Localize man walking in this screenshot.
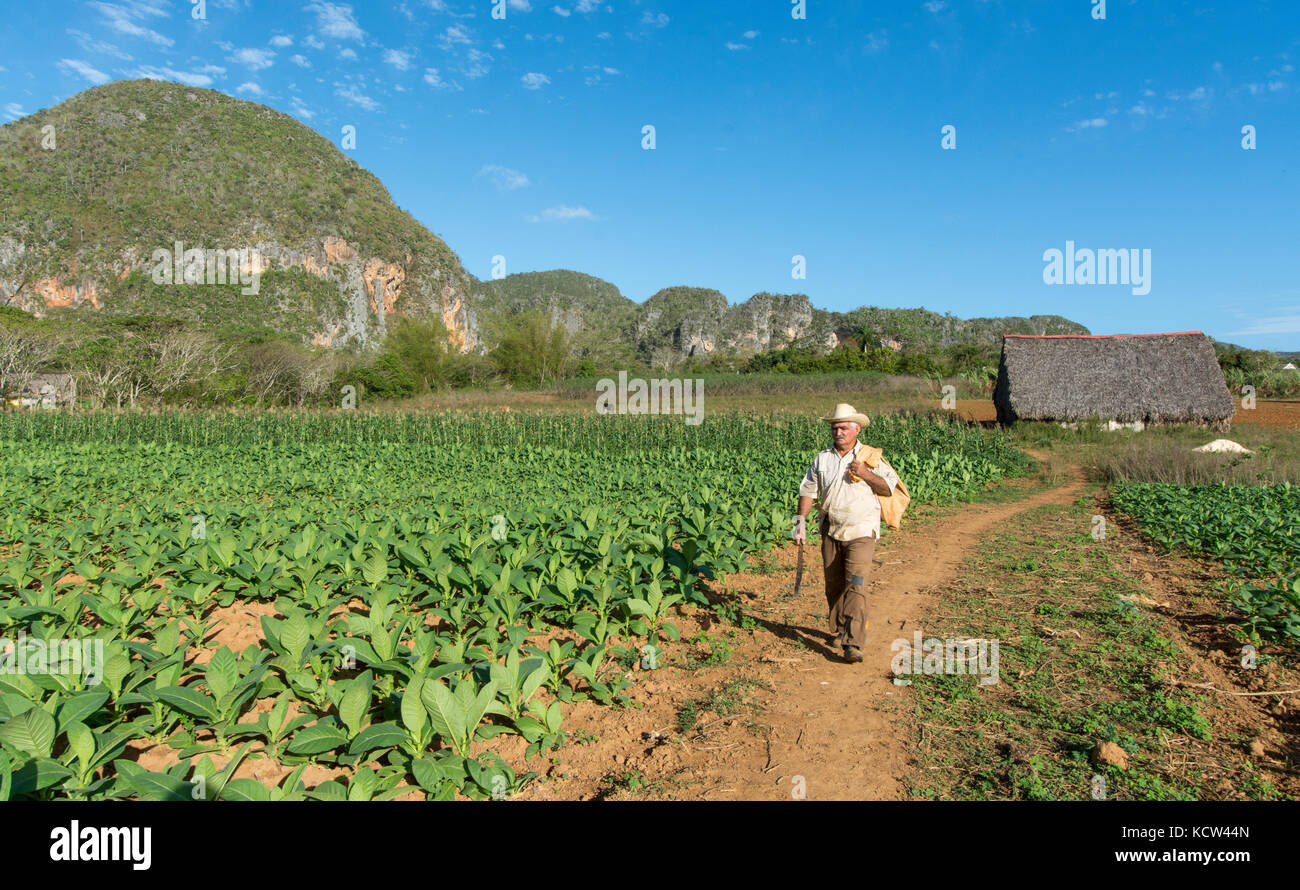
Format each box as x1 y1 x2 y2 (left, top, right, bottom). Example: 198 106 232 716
793 404 900 664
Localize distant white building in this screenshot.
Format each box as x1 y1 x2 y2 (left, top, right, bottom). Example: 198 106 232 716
7 374 78 409
1282 362 1298 371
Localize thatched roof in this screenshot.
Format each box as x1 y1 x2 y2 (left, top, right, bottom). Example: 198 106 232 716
993 331 1234 428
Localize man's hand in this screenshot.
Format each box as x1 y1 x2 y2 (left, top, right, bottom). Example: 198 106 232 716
853 465 893 497
792 514 807 544
849 459 871 479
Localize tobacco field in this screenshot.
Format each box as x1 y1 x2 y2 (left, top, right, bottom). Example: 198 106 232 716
0 411 1030 801
1110 481 1300 643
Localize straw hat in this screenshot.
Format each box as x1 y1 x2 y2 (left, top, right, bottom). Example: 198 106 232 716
820 403 871 426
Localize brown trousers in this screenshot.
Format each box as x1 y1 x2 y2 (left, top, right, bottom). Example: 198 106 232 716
819 517 877 649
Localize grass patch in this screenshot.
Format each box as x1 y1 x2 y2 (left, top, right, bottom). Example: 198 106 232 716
903 495 1288 801
676 676 771 737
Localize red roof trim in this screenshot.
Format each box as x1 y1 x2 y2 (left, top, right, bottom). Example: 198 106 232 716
1004 331 1204 339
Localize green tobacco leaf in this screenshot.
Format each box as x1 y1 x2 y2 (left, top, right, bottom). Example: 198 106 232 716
0 694 35 721
0 707 56 759
411 757 444 793
65 721 95 767
55 690 109 734
155 686 218 722
307 779 348 801
103 650 132 699
125 770 192 801
11 758 73 795
0 751 10 801
338 672 373 738
205 646 238 702
347 722 406 756
519 663 547 705
420 680 466 753
280 614 311 666
287 723 348 755
464 679 499 739
401 676 427 735
363 550 389 588
545 700 563 733
512 715 544 743
220 778 272 801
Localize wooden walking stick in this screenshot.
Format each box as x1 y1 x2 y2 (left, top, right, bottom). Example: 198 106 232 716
792 507 815 597
793 537 805 597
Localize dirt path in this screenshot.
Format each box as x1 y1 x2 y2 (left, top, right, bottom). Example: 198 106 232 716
690 457 1088 800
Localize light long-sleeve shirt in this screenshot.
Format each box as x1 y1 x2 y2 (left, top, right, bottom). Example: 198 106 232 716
798 441 900 541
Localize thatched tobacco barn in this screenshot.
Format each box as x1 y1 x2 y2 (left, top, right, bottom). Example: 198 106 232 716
993 331 1234 431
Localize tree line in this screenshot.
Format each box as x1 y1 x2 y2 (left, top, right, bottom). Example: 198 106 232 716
2 305 1294 408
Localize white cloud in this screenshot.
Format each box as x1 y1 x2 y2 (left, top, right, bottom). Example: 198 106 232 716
290 96 315 119
725 42 749 51
304 34 326 49
463 48 491 79
509 0 533 10
67 29 133 60
742 30 758 39
1066 117 1108 132
865 30 887 52
334 83 378 110
339 48 358 60
270 35 294 47
290 54 311 67
231 48 276 70
437 24 473 49
478 164 530 190
552 6 570 16
305 2 364 41
641 11 669 27
521 72 550 89
603 66 619 75
924 1 947 12
1225 311 1300 336
528 205 594 222
384 49 413 70
131 65 223 87
575 0 598 10
58 58 111 84
236 82 265 95
4 103 27 121
423 67 460 90
89 0 174 47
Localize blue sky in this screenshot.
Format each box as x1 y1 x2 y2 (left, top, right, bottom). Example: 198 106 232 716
2 1 1298 351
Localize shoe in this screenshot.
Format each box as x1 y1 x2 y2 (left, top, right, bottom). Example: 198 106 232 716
843 645 864 664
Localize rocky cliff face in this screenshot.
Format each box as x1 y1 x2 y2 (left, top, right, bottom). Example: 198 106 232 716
0 234 477 352
633 288 837 361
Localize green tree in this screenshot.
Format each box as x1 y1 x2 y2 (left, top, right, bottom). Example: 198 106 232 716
384 315 452 391
490 310 573 386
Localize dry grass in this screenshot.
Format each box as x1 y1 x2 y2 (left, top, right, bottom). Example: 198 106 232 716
1014 422 1300 485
